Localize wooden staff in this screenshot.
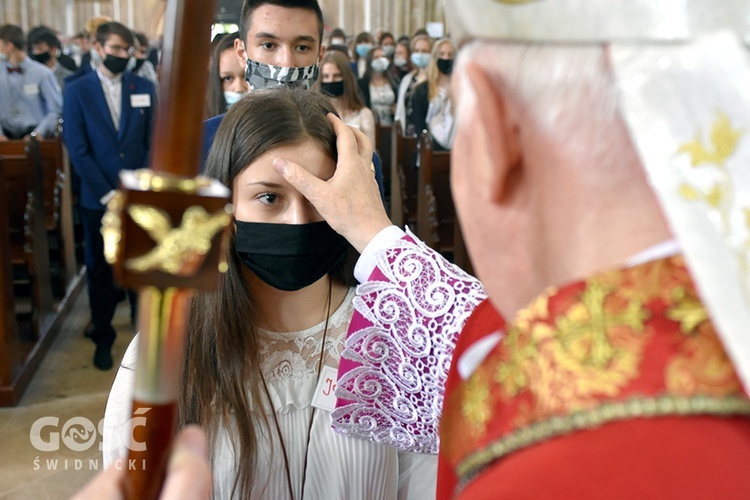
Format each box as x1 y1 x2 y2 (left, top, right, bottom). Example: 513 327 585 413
101 0 226 498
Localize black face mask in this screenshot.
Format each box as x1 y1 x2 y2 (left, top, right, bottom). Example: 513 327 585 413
132 58 146 72
437 58 454 75
30 51 51 65
321 80 345 98
103 54 129 75
234 220 350 292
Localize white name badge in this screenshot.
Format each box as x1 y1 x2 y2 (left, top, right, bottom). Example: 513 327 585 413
23 84 40 95
130 94 151 108
311 365 339 413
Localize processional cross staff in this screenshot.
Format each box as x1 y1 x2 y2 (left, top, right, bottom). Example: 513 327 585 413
101 0 228 498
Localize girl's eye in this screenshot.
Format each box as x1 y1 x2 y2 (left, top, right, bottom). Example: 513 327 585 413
258 193 278 204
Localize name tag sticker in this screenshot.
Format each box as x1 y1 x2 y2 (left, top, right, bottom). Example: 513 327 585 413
130 94 151 108
311 365 339 413
23 84 40 95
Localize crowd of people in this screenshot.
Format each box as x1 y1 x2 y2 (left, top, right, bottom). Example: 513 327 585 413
5 0 750 498
206 22 456 148
0 10 455 374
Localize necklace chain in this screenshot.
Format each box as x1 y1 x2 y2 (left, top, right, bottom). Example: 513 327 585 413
260 279 333 500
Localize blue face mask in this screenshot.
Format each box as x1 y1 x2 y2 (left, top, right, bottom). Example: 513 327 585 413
224 90 247 108
371 57 390 73
355 43 373 58
410 52 430 69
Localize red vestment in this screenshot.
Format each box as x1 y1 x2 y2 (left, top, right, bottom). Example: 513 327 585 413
440 256 750 499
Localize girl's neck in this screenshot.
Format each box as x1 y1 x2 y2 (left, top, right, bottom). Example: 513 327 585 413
248 272 349 333
371 72 387 85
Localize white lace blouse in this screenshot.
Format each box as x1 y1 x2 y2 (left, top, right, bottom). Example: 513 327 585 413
341 107 376 146
102 287 437 500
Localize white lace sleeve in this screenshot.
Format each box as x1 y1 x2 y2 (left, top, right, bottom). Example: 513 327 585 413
332 229 486 453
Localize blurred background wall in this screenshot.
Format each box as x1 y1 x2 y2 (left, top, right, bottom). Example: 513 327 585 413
0 0 447 42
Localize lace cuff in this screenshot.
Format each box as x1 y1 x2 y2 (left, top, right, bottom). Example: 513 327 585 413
332 230 486 453
354 225 407 282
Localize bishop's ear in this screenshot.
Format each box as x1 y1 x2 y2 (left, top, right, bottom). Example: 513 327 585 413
455 61 522 205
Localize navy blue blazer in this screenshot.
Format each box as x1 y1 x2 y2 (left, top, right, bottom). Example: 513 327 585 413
63 71 156 210
201 113 386 201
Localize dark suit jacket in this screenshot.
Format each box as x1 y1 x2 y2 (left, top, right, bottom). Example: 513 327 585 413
63 71 156 209
200 113 386 202
64 52 93 85
57 53 79 72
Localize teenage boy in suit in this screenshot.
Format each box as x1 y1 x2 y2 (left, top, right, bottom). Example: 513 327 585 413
63 21 156 370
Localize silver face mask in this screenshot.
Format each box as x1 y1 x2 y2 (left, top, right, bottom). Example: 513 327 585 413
244 58 319 91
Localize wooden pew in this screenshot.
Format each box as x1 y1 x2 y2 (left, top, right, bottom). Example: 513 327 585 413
0 161 24 401
2 139 55 339
374 120 392 206
36 134 78 293
389 120 419 229
415 133 473 273
0 136 77 295
0 137 85 406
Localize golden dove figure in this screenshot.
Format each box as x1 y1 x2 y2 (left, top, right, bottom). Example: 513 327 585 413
126 204 231 276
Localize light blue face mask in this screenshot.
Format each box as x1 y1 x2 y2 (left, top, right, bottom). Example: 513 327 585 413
224 90 248 108
371 57 390 73
410 52 430 69
90 48 102 66
356 43 373 58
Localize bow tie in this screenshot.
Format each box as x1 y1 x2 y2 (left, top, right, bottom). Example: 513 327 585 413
7 66 22 75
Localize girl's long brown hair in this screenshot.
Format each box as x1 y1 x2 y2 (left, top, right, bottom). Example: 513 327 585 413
180 88 357 498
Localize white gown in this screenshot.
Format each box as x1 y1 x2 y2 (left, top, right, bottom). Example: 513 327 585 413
102 287 437 499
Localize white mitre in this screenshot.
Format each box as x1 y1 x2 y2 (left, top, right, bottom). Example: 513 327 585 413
446 0 750 393
445 0 750 42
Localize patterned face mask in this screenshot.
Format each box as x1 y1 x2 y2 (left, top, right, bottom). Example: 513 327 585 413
244 58 319 91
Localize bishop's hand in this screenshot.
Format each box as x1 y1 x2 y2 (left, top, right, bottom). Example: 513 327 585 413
273 113 393 254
